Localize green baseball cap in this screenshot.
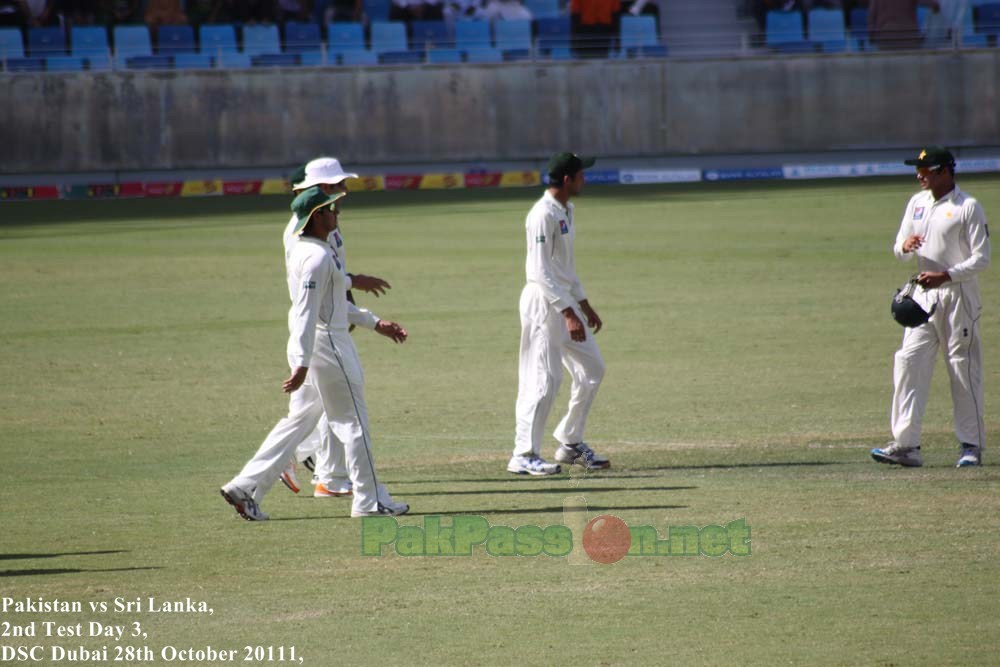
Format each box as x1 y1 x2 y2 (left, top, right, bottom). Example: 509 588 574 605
290 187 346 235
904 146 956 170
547 152 597 183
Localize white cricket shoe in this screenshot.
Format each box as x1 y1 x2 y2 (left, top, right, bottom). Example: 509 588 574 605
507 455 562 476
554 443 611 470
957 445 982 468
279 460 301 494
314 479 353 497
220 483 269 521
350 484 409 517
870 442 923 468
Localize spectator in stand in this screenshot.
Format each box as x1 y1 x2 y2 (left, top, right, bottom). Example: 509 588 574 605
323 0 362 23
236 0 277 23
61 0 100 26
103 0 141 23
145 0 188 28
186 0 237 24
868 0 940 49
570 0 620 58
277 0 310 22
0 0 26 27
483 0 531 22
621 0 659 30
24 0 57 25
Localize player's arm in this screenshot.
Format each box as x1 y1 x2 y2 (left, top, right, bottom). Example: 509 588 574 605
947 200 991 282
526 212 586 341
285 253 329 392
348 273 391 297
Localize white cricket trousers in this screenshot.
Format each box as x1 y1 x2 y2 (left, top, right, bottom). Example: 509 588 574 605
231 327 382 513
514 283 605 457
294 417 350 486
891 283 985 449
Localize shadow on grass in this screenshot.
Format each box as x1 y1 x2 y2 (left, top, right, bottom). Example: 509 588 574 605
0 566 162 578
640 461 848 472
383 474 682 484
0 550 128 561
408 504 688 516
400 485 697 497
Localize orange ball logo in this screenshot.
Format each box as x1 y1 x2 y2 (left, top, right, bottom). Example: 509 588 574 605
582 515 631 564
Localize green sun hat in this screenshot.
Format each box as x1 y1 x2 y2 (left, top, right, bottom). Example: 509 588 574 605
290 187 346 235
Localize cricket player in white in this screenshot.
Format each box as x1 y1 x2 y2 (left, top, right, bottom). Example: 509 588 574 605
221 188 409 520
872 146 990 468
509 152 611 476
277 158 391 498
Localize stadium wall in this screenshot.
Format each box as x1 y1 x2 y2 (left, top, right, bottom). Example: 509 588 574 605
3 50 1000 174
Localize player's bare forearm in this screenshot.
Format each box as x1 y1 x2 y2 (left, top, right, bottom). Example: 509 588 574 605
350 274 391 297
375 320 408 343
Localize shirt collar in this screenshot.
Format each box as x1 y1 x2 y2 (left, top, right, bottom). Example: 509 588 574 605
543 190 573 215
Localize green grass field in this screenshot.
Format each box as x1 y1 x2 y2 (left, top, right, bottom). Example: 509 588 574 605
2 177 1000 666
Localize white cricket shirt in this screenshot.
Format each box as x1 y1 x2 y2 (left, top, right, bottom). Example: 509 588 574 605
524 190 587 312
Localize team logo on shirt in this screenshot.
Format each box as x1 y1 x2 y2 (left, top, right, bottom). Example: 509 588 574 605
303 280 316 289
913 207 925 220
559 220 569 235
535 235 546 243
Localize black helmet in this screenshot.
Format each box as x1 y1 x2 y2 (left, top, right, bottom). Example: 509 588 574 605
892 277 935 327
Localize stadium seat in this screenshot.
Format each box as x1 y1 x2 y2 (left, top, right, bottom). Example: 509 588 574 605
535 16 571 56
284 22 323 53
70 26 109 63
299 51 325 65
157 25 195 54
975 3 1000 39
199 24 238 56
454 20 491 59
426 47 462 63
113 25 152 67
848 7 869 49
364 0 392 23
0 27 24 59
957 6 988 46
379 49 423 63
242 24 282 56
465 46 502 62
327 22 367 60
494 19 532 58
525 0 560 20
28 27 65 57
173 52 214 69
6 56 45 71
339 49 378 65
620 15 661 56
217 51 251 68
45 55 87 71
765 10 810 50
127 54 172 69
917 5 930 33
252 53 300 67
370 21 408 55
410 20 450 51
626 43 667 58
807 8 847 52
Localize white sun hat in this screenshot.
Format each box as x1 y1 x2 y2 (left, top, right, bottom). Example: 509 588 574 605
293 157 359 190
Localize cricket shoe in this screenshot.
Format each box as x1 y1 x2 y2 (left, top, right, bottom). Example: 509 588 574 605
220 484 269 521
314 480 353 497
957 445 982 468
351 485 408 517
554 443 611 470
279 460 301 494
870 442 923 468
507 455 562 476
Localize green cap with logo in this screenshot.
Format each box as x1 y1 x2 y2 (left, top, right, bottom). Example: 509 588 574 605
904 146 956 170
547 152 597 184
290 187 346 235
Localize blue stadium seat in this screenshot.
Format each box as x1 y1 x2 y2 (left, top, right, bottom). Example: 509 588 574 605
620 15 659 55
848 7 869 49
410 20 450 51
45 55 87 71
127 54 172 69
252 53 300 66
916 5 930 33
379 49 423 63
113 25 152 66
494 19 532 58
70 26 109 62
364 0 392 22
28 27 65 56
626 43 667 58
0 27 24 59
299 51 325 65
454 20 491 59
339 49 377 65
370 21 408 55
173 52 214 69
284 22 322 53
465 46 502 62
6 56 45 71
242 24 281 56
765 10 809 50
535 16 571 56
975 3 1000 38
157 25 195 54
327 22 367 60
427 47 462 63
525 0 560 19
199 24 238 56
217 51 251 68
807 8 847 52
957 5 988 46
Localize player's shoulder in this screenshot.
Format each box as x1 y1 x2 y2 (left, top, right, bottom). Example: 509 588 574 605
291 237 332 267
953 187 982 210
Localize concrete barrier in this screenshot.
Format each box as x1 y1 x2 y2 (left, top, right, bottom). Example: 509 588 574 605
2 50 998 174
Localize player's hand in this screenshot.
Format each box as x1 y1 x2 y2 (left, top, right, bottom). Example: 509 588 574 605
917 271 950 289
351 274 391 297
283 367 308 393
375 320 408 343
579 299 602 334
903 235 924 253
562 308 586 342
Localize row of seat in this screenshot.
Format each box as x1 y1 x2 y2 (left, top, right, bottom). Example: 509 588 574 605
766 5 1000 53
0 16 664 70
